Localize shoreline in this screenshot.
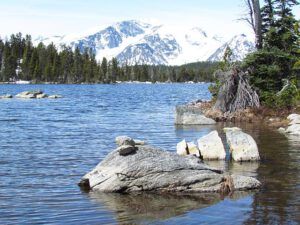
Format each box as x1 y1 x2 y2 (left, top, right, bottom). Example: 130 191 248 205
0 81 209 85
178 100 300 129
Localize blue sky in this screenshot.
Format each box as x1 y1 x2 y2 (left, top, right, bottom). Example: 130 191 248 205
0 0 299 38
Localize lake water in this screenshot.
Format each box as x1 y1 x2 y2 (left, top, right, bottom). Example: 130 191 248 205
0 84 299 225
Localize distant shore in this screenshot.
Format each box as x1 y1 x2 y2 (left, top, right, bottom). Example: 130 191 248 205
0 80 207 85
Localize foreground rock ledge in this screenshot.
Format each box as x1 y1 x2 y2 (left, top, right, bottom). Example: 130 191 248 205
79 145 261 193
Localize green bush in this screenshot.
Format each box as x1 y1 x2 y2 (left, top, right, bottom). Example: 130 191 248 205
261 82 298 108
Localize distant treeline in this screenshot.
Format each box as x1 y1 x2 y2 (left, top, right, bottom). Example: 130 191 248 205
0 33 219 83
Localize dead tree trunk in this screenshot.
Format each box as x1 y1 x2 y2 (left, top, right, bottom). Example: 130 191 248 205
252 0 262 49
244 0 263 49
213 68 260 113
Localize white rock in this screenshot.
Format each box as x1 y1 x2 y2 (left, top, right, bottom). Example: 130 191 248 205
287 114 300 121
16 90 43 99
0 94 13 99
176 139 188 156
278 127 286 133
36 93 48 99
287 114 300 125
224 127 260 161
48 95 62 99
197 131 226 160
115 136 135 146
187 142 200 157
285 124 300 135
134 139 146 145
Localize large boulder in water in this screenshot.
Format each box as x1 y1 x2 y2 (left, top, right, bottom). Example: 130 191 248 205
197 131 226 160
224 127 260 161
79 143 261 193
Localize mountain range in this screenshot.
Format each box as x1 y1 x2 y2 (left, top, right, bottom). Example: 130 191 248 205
34 20 255 65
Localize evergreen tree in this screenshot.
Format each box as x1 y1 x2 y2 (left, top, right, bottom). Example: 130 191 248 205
243 0 300 107
101 57 108 81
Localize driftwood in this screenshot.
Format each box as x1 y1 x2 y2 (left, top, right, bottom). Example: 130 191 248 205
213 68 260 113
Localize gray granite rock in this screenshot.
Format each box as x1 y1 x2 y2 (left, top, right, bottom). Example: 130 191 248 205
118 145 137 156
175 105 216 125
79 144 261 193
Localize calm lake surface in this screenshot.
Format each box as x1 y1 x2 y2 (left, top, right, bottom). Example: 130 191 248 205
0 84 299 225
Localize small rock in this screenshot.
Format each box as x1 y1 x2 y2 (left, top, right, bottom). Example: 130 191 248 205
134 139 146 145
176 139 188 156
118 145 137 156
197 131 226 160
0 94 13 99
278 127 286 133
16 90 43 98
224 127 260 161
36 93 48 99
285 124 300 135
115 136 135 147
287 114 300 125
187 142 201 157
48 95 62 99
287 114 300 121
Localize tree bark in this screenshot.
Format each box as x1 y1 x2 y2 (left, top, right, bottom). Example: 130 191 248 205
252 0 263 49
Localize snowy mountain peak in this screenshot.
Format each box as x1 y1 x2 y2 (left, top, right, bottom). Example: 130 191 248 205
34 20 255 65
208 34 255 62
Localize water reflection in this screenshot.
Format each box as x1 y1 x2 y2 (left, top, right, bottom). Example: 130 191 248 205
87 191 256 224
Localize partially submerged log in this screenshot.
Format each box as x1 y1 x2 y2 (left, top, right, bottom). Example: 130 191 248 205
213 68 260 113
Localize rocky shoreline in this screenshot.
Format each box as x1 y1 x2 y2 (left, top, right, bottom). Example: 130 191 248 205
175 100 300 129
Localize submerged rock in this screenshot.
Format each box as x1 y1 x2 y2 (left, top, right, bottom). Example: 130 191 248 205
224 127 260 161
197 131 226 160
175 105 216 125
79 143 261 193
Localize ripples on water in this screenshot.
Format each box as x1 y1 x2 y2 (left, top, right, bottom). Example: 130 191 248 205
0 84 299 224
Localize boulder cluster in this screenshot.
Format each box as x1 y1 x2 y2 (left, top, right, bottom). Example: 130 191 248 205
78 135 261 193
177 127 260 162
279 114 300 136
0 90 62 99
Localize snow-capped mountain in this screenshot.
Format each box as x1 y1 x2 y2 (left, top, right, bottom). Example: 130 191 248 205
34 20 255 65
207 34 255 62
